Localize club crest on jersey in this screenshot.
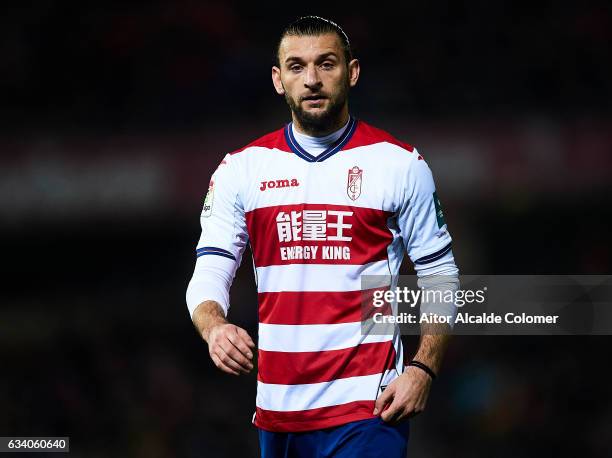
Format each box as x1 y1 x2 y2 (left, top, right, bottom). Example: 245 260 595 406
347 166 363 201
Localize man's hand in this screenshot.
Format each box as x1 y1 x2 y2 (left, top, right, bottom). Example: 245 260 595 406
207 323 256 376
373 326 451 423
373 366 433 423
192 300 256 376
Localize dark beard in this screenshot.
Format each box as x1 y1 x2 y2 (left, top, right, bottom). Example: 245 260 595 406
285 80 350 136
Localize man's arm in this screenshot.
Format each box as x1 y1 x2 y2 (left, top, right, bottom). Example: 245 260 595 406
374 148 458 422
192 300 255 376
186 153 254 376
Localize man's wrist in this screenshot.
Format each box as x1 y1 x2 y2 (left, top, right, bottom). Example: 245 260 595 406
193 300 228 343
407 360 437 380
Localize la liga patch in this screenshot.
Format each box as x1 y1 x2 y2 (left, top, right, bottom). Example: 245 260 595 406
202 182 214 217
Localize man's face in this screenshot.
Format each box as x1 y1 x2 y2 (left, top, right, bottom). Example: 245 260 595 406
272 33 359 133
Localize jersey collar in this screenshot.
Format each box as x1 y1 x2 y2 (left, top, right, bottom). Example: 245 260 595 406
284 116 358 163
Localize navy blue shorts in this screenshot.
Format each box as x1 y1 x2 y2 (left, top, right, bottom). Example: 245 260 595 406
258 417 410 458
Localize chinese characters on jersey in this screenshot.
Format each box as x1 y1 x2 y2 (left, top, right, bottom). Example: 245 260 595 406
276 209 353 260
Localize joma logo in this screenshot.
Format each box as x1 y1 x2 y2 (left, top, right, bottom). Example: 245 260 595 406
260 178 300 191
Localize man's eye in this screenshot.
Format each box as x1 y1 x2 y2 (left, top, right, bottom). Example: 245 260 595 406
321 62 334 70
290 65 303 72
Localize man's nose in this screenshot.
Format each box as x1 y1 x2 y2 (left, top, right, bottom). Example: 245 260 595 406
304 64 322 89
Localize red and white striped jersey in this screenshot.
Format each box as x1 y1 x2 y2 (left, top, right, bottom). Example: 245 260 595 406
189 117 453 432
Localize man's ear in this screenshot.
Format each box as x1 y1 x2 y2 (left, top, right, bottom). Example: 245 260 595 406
348 59 360 88
272 66 285 95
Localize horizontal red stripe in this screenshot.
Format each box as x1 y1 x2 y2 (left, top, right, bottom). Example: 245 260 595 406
245 204 393 267
258 288 392 325
255 400 376 432
258 341 396 385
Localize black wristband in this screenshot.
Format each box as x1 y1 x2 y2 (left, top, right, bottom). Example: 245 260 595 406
408 360 437 380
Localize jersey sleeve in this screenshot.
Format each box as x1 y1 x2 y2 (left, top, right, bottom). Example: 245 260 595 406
398 149 453 271
186 153 248 318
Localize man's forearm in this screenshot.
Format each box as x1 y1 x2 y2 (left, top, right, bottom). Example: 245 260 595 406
192 300 228 343
412 326 451 375
413 266 459 375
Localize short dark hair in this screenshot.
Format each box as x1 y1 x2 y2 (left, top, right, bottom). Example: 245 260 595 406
276 16 353 67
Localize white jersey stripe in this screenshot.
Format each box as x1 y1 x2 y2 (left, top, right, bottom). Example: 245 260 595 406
258 321 396 353
255 261 391 293
256 369 398 412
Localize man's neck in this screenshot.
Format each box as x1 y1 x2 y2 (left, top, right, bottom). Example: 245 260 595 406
291 117 350 157
291 108 350 137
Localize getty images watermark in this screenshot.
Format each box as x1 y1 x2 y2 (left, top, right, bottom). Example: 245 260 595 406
360 275 612 335
372 285 488 325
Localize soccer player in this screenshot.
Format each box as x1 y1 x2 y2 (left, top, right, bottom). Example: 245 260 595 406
186 16 460 458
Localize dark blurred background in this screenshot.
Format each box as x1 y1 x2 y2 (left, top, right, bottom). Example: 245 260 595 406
1 1 611 457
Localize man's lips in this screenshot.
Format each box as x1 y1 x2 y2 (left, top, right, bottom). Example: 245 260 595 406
301 95 327 102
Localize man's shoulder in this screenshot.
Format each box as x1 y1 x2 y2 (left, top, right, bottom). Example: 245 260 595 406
228 126 289 157
348 119 416 154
